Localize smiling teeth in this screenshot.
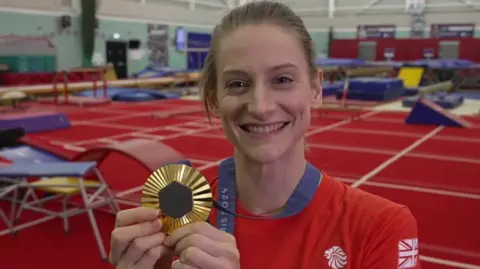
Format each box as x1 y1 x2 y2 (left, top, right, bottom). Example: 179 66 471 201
245 123 285 133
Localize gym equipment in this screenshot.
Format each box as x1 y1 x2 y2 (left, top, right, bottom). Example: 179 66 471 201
403 94 464 109
315 58 366 66
0 161 119 260
335 77 405 101
323 82 343 96
417 75 464 96
405 98 471 128
0 111 70 133
78 87 181 102
0 145 64 163
38 71 111 107
0 127 24 148
397 66 425 89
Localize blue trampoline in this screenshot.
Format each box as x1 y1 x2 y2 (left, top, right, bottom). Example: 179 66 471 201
408 59 473 69
315 58 366 66
0 145 65 163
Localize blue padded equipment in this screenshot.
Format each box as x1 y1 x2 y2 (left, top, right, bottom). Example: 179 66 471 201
0 111 70 134
323 81 343 96
408 59 473 69
336 77 405 101
315 58 366 66
405 99 471 128
434 93 464 109
0 161 96 177
0 145 65 163
403 94 464 109
114 92 155 102
77 87 136 98
78 87 181 102
136 66 185 78
449 91 480 100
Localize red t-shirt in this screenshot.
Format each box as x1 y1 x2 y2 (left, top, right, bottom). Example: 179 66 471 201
208 173 420 269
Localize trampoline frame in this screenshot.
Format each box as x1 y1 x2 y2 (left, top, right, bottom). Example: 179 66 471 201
0 163 119 261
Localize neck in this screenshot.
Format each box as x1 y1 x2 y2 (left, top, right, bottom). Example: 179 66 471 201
234 140 307 215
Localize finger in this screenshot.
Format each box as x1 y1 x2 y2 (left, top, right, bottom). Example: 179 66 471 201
132 245 171 269
115 207 160 228
109 219 163 265
121 232 166 267
174 233 238 260
180 247 226 269
172 260 200 269
165 222 235 247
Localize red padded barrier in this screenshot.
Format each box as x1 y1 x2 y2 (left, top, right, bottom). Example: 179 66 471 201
330 38 479 61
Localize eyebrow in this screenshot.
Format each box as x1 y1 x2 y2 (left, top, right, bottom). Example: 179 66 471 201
222 63 298 74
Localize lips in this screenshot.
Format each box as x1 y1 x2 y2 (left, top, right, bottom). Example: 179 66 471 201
239 122 290 134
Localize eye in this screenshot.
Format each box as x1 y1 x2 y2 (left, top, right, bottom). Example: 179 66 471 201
274 75 293 84
225 80 249 93
272 75 294 88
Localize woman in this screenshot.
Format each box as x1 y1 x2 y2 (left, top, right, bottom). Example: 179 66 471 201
109 2 420 269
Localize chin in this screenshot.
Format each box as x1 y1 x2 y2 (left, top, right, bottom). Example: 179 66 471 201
239 143 289 164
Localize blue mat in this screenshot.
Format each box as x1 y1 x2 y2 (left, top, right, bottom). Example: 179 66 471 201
323 81 344 96
78 87 181 102
315 58 366 66
403 94 464 109
335 77 405 101
449 91 480 100
0 112 70 134
0 145 65 163
349 78 404 93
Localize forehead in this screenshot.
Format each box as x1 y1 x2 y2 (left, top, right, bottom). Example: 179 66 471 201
217 24 306 72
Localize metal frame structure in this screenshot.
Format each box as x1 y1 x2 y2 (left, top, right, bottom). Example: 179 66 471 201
0 162 120 261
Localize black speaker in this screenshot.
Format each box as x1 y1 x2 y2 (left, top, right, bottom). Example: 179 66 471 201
128 39 141 49
60 15 72 29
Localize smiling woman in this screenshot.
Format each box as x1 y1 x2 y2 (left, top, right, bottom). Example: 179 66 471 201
109 2 421 269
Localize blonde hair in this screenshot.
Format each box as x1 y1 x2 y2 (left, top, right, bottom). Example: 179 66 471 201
199 1 317 119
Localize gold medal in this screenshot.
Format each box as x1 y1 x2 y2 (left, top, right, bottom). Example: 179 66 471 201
141 164 213 234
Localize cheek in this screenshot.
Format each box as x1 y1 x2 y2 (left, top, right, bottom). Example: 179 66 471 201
217 95 240 120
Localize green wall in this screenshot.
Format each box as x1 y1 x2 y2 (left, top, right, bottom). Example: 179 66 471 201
1 10 480 74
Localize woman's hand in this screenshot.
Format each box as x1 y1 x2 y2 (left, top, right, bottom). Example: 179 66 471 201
165 222 240 269
109 207 174 269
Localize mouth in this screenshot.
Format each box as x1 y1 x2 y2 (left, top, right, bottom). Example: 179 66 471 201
238 121 290 134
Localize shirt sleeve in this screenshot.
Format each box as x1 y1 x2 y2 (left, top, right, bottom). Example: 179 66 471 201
362 206 421 269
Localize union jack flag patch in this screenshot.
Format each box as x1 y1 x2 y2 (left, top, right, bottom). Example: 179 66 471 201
398 238 419 268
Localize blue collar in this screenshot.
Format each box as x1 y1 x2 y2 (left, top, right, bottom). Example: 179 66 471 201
215 157 322 234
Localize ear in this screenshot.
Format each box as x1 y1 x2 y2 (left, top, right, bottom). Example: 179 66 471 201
311 68 323 101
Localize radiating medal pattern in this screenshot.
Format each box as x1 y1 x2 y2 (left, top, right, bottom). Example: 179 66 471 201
141 164 213 234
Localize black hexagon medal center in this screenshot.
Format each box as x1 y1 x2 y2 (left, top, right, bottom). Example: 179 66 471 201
158 181 194 219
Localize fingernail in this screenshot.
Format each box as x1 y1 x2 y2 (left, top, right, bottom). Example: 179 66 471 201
155 209 161 216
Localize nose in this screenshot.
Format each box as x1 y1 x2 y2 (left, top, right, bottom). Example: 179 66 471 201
245 85 275 119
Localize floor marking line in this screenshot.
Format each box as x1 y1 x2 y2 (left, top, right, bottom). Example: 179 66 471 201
351 126 444 188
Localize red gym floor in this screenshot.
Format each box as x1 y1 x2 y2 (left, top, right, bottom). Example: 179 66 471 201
1 99 479 269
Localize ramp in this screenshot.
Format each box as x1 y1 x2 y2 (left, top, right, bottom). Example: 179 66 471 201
405 98 471 128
